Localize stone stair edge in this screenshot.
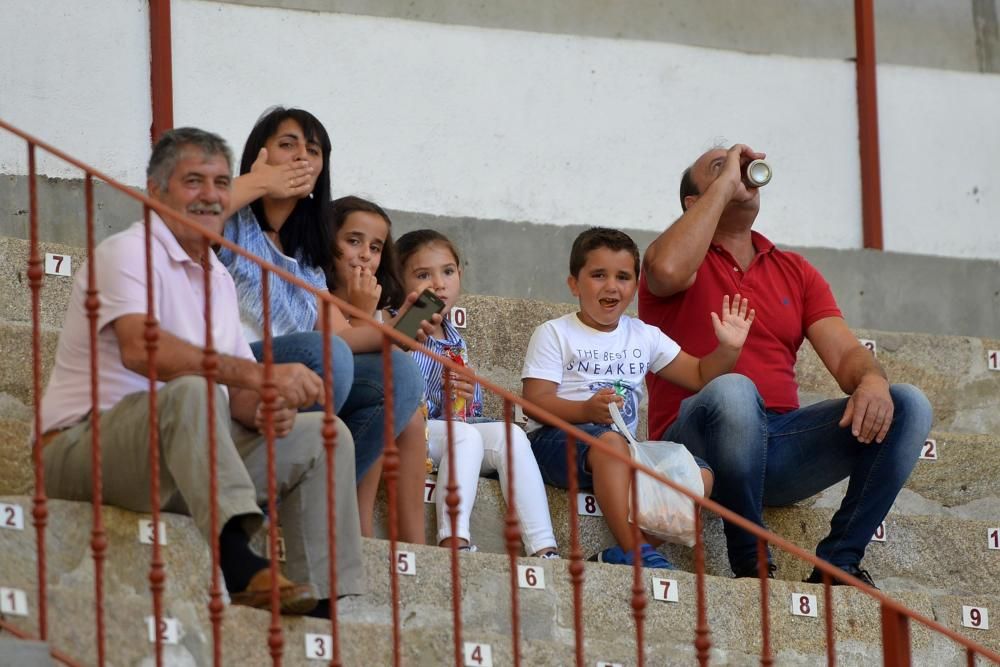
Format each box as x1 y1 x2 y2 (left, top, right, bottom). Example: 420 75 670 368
0 497 1000 659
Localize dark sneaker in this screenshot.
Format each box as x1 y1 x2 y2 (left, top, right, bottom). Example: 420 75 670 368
804 564 879 590
732 561 776 579
588 544 674 570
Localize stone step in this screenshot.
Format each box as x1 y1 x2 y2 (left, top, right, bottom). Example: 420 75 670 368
372 475 1000 597
0 638 55 667
3 290 1000 438
1 497 996 665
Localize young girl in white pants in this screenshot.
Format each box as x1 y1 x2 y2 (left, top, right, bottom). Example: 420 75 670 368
396 229 559 557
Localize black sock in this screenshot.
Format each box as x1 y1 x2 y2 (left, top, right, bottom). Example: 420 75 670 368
306 599 330 619
219 516 268 593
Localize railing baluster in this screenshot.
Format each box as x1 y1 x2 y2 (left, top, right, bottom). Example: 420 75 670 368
757 538 773 665
693 509 710 666
443 370 463 666
382 337 403 667
201 237 223 666
321 302 342 666
142 205 165 667
966 647 976 667
503 400 522 667
564 430 584 667
629 468 646 667
84 174 107 666
824 573 836 666
880 603 911 666
27 142 49 642
260 270 284 666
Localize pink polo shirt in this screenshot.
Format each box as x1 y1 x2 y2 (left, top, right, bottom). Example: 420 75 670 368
40 215 254 433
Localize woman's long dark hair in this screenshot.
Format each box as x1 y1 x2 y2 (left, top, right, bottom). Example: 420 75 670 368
327 196 407 311
239 107 332 269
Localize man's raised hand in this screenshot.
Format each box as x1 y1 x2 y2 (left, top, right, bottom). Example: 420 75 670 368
711 293 755 350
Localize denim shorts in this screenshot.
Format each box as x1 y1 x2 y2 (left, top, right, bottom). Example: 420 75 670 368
528 423 711 491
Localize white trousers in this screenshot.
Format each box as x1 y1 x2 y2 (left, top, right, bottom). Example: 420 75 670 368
427 420 557 555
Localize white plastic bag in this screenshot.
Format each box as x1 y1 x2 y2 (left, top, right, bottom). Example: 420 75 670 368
609 403 704 547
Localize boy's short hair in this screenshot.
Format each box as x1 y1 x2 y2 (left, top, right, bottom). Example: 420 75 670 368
569 227 641 277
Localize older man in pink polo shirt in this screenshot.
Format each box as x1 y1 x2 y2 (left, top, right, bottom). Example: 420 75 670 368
39 127 362 616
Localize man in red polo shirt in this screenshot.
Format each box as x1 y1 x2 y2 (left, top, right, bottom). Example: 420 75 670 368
638 144 932 587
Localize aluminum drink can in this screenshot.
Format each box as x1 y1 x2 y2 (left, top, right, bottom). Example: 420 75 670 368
744 159 772 187
444 345 470 421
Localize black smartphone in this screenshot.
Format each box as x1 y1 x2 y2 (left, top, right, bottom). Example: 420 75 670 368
392 288 446 344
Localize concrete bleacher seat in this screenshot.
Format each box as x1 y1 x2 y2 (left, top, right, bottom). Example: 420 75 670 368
1 236 998 663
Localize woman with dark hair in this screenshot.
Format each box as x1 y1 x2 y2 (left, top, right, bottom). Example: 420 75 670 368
218 107 428 545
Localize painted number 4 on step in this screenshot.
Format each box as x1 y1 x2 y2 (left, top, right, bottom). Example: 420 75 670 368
464 642 492 666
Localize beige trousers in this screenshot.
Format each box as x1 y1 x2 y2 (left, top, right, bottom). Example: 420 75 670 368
43 376 364 597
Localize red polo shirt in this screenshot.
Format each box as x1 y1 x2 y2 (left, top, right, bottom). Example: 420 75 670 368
638 231 842 438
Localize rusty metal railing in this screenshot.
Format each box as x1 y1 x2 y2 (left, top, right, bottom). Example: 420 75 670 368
1 117 998 667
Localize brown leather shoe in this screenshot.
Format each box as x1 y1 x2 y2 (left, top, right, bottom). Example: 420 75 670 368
231 568 319 615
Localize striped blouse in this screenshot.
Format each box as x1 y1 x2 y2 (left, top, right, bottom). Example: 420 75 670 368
411 318 483 420
218 206 327 343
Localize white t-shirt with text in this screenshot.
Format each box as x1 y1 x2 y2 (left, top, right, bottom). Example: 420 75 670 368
520 313 681 435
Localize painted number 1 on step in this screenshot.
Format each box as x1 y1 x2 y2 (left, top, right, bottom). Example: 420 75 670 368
0 588 28 616
577 493 603 516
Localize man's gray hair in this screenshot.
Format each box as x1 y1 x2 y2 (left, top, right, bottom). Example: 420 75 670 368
146 127 233 190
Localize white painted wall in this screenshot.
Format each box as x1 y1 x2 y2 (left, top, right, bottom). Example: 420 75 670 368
0 0 152 185
878 64 1000 259
172 1 863 250
1 0 997 261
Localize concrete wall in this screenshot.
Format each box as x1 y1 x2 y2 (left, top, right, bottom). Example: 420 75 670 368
1 0 999 337
219 0 1000 74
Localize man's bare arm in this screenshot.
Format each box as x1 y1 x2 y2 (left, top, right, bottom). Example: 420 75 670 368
114 313 263 389
807 316 893 444
642 144 760 298
114 313 322 409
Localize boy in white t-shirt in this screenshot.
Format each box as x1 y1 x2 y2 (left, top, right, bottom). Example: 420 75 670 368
521 227 755 569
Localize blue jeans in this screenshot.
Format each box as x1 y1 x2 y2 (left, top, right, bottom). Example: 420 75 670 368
250 332 353 413
529 423 615 490
250 332 424 479
529 423 712 491
661 374 932 572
